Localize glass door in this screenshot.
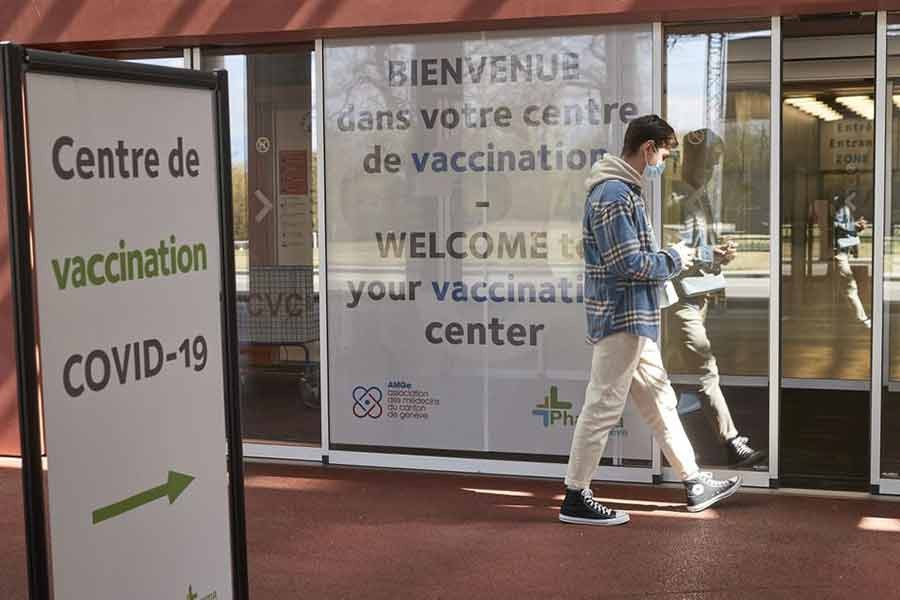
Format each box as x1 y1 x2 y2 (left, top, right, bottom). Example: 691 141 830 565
880 14 900 489
201 48 322 448
780 15 876 490
663 22 773 481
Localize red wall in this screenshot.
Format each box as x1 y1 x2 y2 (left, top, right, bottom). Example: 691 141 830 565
0 85 21 457
0 1 899 50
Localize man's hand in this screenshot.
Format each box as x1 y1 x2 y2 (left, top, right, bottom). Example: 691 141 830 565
714 240 738 265
670 241 695 271
856 217 869 231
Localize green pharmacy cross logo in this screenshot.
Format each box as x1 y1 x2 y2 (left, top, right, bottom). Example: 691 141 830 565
532 385 576 427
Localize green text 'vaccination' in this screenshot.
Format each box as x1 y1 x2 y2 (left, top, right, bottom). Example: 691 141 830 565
51 236 208 290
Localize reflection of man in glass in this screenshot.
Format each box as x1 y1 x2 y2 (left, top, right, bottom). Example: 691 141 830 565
833 189 871 329
668 128 765 468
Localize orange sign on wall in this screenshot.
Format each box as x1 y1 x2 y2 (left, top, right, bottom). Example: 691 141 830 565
279 150 308 196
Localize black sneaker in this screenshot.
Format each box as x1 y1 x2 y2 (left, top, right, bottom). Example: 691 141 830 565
558 488 630 526
684 472 742 513
726 435 766 468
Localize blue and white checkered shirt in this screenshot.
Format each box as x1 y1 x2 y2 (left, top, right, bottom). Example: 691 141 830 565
834 205 859 253
583 178 683 343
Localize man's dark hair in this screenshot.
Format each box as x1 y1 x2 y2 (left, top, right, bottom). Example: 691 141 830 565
622 114 678 156
682 128 724 167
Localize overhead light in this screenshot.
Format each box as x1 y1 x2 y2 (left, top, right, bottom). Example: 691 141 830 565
785 97 842 122
786 98 842 121
836 95 874 120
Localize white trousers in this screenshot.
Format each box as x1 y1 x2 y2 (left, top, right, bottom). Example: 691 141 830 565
565 332 700 489
835 253 869 323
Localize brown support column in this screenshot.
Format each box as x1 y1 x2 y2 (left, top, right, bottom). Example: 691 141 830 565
247 55 277 268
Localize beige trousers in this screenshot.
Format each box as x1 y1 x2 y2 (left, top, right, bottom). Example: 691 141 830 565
835 253 869 323
671 298 739 442
565 332 700 489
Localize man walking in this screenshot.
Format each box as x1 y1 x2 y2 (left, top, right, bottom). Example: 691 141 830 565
833 189 871 329
668 128 766 468
559 115 741 526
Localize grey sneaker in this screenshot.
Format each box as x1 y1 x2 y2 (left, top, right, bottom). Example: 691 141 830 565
559 488 630 526
684 472 742 512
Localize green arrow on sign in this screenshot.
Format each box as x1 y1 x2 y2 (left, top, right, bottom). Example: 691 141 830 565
92 470 194 525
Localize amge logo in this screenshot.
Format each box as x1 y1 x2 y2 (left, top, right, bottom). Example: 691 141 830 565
532 385 577 427
353 386 383 419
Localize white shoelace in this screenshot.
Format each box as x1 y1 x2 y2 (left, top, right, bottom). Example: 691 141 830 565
731 436 753 458
581 489 614 516
697 471 731 489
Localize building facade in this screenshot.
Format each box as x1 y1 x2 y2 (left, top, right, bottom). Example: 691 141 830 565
3 1 900 494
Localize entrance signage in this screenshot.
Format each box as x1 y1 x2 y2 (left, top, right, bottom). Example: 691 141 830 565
2 45 248 599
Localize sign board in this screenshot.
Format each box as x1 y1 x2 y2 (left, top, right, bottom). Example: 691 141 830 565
820 118 874 171
323 28 655 464
275 107 314 266
1 46 247 599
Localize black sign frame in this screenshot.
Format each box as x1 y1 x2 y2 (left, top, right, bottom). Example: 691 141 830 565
0 43 249 600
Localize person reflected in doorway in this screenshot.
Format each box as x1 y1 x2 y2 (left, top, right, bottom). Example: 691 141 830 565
667 128 766 469
833 189 871 329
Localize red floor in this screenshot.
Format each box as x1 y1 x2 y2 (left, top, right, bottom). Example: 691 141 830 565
2 462 900 598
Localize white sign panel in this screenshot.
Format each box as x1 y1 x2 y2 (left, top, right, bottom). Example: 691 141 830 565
324 27 655 463
26 72 233 599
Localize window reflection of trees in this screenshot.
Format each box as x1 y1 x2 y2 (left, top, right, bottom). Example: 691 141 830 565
663 28 772 378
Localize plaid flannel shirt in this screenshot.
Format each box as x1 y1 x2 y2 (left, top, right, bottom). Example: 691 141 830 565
678 185 718 268
833 205 859 254
671 184 719 299
583 179 683 343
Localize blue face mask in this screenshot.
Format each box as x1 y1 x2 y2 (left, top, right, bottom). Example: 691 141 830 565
644 159 666 178
643 146 666 178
